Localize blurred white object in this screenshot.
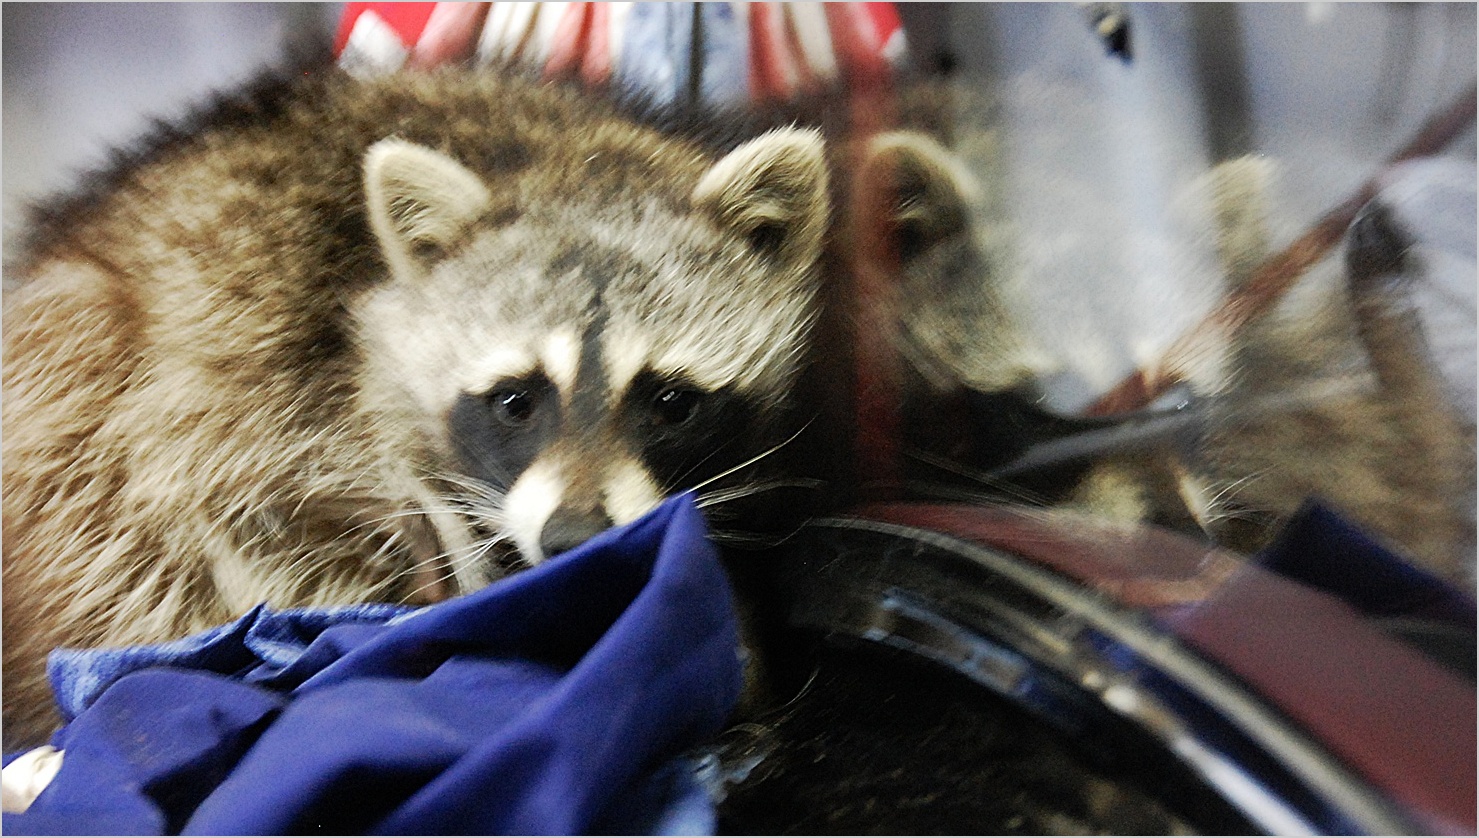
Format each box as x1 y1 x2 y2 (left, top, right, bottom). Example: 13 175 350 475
1 746 64 814
1377 157 1478 423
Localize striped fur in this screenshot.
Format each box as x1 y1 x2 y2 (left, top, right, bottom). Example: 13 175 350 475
2 67 830 748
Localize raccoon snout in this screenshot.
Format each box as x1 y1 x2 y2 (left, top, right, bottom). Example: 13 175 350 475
540 507 615 559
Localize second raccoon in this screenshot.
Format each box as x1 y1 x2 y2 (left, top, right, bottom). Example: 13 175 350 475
858 129 1471 585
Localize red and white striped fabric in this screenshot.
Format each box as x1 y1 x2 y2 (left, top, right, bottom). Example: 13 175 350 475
333 2 906 104
336 3 496 75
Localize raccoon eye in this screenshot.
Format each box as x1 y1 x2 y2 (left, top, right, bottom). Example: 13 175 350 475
895 218 929 262
489 389 538 426
651 387 701 427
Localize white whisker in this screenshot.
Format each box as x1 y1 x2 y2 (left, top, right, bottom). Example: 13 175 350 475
903 446 1053 507
686 419 815 496
696 478 825 510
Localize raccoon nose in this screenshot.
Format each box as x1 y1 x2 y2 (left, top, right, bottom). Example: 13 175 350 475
540 508 614 558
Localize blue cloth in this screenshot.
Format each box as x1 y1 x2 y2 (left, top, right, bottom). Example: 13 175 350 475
615 3 749 110
695 3 749 109
615 3 694 108
6 493 743 835
1255 499 1476 630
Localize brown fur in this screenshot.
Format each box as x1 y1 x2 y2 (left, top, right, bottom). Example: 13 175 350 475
3 67 832 748
1199 160 1471 580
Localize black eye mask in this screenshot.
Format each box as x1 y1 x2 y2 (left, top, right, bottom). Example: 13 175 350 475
447 373 561 492
622 371 761 493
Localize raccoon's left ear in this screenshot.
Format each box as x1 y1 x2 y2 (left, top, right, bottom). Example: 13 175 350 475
364 138 493 278
860 131 979 264
693 127 830 270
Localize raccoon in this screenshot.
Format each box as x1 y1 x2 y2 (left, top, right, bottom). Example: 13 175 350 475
2 67 831 748
856 129 1472 584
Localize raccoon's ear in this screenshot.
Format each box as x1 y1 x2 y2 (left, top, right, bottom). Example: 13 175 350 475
364 139 493 277
693 127 830 270
861 131 978 263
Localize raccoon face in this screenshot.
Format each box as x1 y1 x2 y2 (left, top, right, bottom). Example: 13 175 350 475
860 131 1218 531
354 129 829 577
860 131 1042 397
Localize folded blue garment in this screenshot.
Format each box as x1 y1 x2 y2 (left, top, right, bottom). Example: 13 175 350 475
6 493 743 835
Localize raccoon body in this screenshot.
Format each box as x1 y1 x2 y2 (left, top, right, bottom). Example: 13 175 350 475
2 67 830 747
859 129 1472 584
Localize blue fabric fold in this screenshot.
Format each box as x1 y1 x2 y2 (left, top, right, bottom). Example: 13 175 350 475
1255 498 1476 630
7 493 742 835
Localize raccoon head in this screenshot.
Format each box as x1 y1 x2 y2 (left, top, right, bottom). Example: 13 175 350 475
354 128 829 582
860 131 1041 396
859 132 1226 536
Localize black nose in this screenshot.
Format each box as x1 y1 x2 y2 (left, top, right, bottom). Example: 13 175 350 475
539 508 614 558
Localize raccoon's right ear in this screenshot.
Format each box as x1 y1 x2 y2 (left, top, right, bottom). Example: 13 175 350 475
693 127 830 270
860 131 978 263
364 139 494 278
